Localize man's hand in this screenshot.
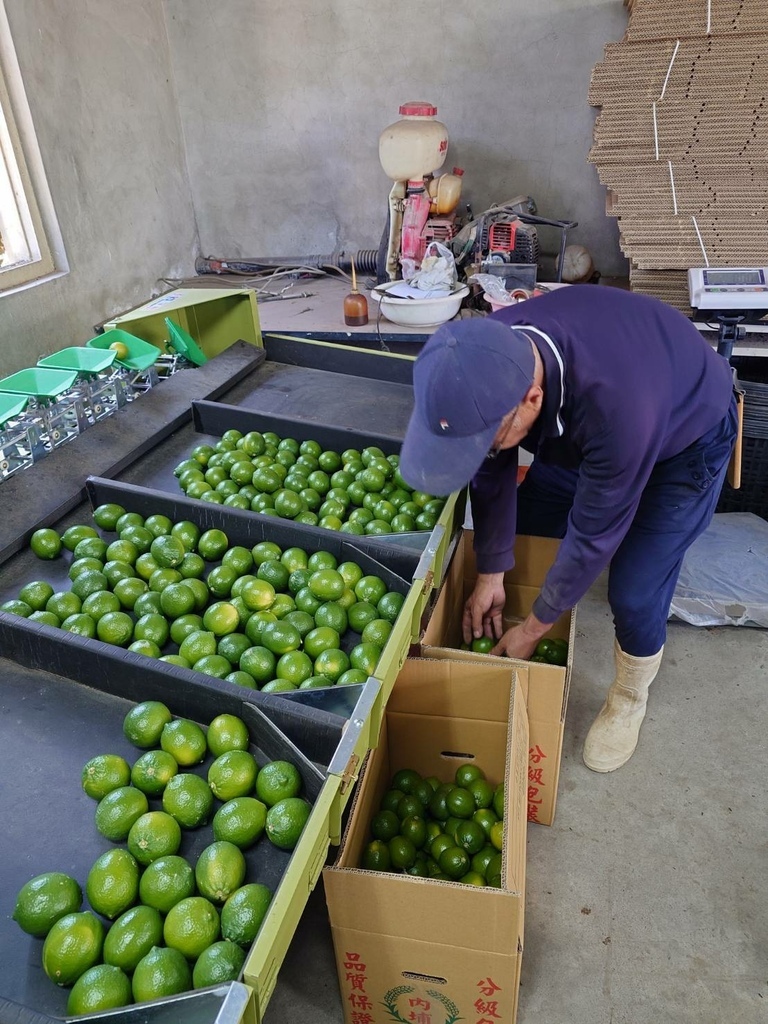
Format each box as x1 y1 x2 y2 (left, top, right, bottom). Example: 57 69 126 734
463 572 506 643
491 613 550 659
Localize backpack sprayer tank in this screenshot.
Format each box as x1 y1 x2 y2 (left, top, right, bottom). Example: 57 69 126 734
378 102 463 281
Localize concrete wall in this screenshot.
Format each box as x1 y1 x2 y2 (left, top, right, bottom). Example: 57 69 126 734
0 0 197 375
164 0 629 277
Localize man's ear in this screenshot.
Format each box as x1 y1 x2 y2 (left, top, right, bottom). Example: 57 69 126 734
522 384 544 415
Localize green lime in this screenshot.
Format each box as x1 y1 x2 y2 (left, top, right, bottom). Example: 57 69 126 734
128 638 161 659
283 609 316 638
196 529 229 560
74 536 108 561
486 852 503 888
226 670 256 688
347 601 378 632
252 540 283 565
371 809 400 842
96 610 134 646
361 618 392 647
121 526 154 555
18 580 55 611
42 911 104 986
69 556 104 581
446 787 476 819
361 840 391 872
303 626 340 659
388 835 416 870
62 524 98 551
212 797 267 848
208 750 258 800
95 786 149 841
139 856 195 914
115 512 144 532
260 620 301 655
275 650 313 685
103 905 163 973
134 612 170 647
205 564 237 597
124 701 173 748
82 589 122 621
349 642 382 675
192 940 246 987
62 612 97 638
203 601 240 636
240 578 276 612
336 668 368 686
466 777 495 810
127 811 182 865
131 750 178 795
255 760 302 807
313 648 350 682
438 845 471 880
222 544 254 575
400 815 428 849
112 577 148 606
490 820 504 852
294 586 321 615
314 601 348 634
132 945 192 1000
67 964 132 1015
390 768 421 794
429 785 454 821
455 819 486 855
455 763 485 788
93 503 126 530
159 581 197 618
161 719 207 766
397 795 423 821
207 714 249 756
46 590 82 620
162 772 214 828
354 575 388 605
221 883 273 947
195 841 246 904
178 629 216 664
81 754 131 800
239 645 277 683
265 797 311 850
1 599 32 617
299 675 333 689
28 610 60 628
473 808 500 838
13 872 82 938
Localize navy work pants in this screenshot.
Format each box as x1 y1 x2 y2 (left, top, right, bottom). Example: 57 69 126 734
516 398 738 657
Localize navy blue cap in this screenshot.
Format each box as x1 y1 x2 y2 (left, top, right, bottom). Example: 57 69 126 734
400 318 535 496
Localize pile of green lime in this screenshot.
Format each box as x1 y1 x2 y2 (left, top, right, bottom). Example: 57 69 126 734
12 703 313 1013
459 635 569 664
7 504 406 691
173 432 445 535
360 763 506 888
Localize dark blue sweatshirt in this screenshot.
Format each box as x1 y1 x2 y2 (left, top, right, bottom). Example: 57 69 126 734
470 285 733 622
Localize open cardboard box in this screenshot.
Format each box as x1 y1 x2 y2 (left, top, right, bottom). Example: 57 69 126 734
420 529 576 825
324 658 527 1024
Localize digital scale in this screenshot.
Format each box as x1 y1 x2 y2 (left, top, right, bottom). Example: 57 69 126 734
688 267 768 360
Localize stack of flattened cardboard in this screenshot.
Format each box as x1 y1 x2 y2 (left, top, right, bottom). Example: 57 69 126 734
590 0 768 313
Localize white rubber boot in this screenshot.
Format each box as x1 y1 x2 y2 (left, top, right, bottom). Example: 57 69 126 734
582 640 664 773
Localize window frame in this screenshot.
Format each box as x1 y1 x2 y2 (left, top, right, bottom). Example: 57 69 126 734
0 0 66 295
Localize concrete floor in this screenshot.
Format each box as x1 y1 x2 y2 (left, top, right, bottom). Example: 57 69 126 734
264 571 768 1024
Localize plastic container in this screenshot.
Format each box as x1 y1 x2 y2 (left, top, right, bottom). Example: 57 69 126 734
379 101 449 181
370 281 469 327
0 367 78 399
37 346 117 375
86 329 161 371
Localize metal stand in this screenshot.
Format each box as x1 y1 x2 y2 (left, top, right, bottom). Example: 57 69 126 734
714 314 747 362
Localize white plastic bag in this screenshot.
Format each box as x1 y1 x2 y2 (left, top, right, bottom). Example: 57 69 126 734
406 242 457 293
669 513 768 627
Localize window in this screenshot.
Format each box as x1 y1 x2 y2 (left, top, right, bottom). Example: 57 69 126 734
0 1 65 293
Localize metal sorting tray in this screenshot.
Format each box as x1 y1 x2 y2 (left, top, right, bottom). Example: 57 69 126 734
0 652 327 1020
0 982 251 1024
0 475 414 797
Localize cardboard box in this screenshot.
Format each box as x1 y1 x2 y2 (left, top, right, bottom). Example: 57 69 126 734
420 529 575 826
324 658 528 1024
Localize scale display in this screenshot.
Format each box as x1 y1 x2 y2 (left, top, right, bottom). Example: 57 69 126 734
688 267 768 310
